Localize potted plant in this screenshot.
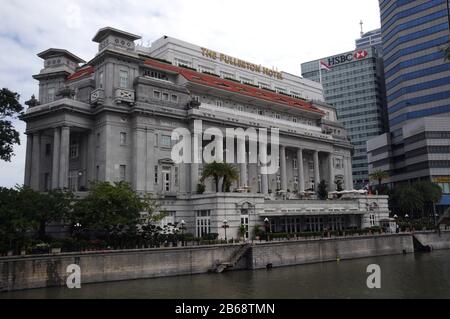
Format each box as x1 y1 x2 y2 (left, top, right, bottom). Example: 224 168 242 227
239 225 247 241
254 225 262 240
32 242 50 255
51 241 62 254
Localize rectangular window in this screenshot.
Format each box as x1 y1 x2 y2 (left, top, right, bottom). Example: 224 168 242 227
96 133 101 149
216 100 223 107
259 82 270 90
240 77 254 84
221 71 235 79
99 71 104 89
175 58 192 68
69 170 78 192
171 95 178 103
154 91 161 99
196 210 211 238
275 87 287 94
119 165 126 182
47 87 55 103
45 143 52 156
161 135 171 147
154 166 159 184
119 70 129 88
162 92 169 101
293 158 298 169
175 167 179 187
120 132 127 145
70 141 79 158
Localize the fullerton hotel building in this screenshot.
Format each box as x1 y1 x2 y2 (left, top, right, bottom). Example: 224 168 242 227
22 27 389 239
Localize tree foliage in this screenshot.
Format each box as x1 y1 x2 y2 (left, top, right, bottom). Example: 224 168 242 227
369 170 389 189
201 162 239 193
317 180 328 200
390 181 443 217
73 182 143 233
0 88 23 162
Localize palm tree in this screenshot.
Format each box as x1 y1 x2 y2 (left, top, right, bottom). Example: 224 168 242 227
201 162 224 193
369 170 389 190
201 162 239 193
221 163 239 192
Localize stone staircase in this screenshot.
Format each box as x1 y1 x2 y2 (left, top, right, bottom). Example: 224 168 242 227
212 243 252 273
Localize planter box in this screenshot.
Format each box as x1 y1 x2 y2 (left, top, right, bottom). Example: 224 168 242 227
51 248 62 254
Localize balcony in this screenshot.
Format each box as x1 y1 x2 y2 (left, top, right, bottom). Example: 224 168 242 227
90 88 105 105
198 103 333 140
115 88 135 105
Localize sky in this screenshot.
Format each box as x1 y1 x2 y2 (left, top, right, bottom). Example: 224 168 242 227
0 0 381 188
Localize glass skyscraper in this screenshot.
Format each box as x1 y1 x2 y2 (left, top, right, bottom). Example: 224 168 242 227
302 47 388 188
367 0 450 212
356 28 383 57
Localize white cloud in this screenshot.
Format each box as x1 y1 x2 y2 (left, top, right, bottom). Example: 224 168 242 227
0 0 381 187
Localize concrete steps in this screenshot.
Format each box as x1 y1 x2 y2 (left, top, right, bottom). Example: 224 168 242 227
212 244 252 273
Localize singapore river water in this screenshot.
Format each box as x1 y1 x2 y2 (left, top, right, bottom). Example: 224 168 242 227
2 250 450 299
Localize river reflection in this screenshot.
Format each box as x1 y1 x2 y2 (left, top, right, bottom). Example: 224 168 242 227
2 250 450 299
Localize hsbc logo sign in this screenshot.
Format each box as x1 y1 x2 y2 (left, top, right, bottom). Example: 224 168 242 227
354 50 368 59
327 50 369 67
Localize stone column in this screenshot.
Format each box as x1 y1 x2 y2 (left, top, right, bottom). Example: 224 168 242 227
297 148 305 193
51 128 61 189
260 142 269 195
280 146 287 191
132 128 146 192
191 132 201 193
30 132 41 190
86 130 95 186
146 129 155 193
313 151 320 191
238 137 247 187
345 157 353 190
24 134 33 187
59 126 70 189
328 153 335 191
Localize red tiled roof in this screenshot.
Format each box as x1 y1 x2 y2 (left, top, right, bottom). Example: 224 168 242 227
144 59 324 116
67 65 95 82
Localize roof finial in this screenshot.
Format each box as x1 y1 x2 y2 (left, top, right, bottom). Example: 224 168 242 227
360 20 364 38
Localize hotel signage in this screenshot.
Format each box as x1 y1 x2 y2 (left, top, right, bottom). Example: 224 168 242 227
327 49 369 67
200 47 283 80
433 177 450 183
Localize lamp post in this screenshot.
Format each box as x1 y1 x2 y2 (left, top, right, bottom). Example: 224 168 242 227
180 220 186 246
222 220 229 242
264 218 270 241
393 215 398 233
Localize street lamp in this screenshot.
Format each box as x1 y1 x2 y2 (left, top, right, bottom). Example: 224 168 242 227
264 218 270 241
222 220 230 242
179 220 186 246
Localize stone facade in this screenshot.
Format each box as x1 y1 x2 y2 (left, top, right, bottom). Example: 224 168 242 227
22 27 390 239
